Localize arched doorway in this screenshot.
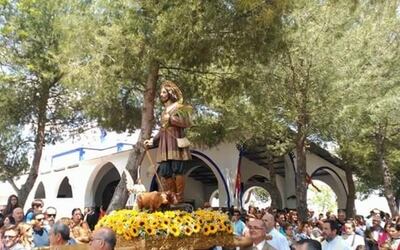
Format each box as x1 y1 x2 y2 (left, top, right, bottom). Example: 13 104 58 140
310 167 347 210
242 186 272 211
184 155 219 209
307 180 338 214
243 175 282 209
92 163 121 210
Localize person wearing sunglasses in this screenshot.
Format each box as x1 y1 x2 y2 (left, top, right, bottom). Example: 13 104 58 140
1 224 25 250
44 207 57 231
32 213 49 248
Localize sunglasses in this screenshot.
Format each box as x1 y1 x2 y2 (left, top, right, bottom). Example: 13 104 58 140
3 235 17 239
47 214 56 217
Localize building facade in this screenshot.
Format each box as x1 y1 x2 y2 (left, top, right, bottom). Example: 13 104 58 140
1 129 349 217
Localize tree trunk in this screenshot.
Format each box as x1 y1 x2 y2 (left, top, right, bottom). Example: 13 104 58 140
107 61 159 213
375 130 398 217
16 89 49 208
381 158 398 216
266 155 282 209
344 165 356 218
295 131 308 222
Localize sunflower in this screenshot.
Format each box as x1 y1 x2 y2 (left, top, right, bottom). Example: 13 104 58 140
226 224 233 234
184 226 193 236
116 227 124 235
150 219 159 228
203 225 211 236
209 223 218 234
198 218 204 225
174 217 183 224
161 218 170 229
123 231 131 241
218 223 226 232
130 227 140 237
136 217 147 228
145 226 157 236
169 224 181 237
193 223 201 233
97 209 234 240
164 211 177 219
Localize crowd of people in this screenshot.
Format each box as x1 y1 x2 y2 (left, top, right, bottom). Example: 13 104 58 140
231 205 400 250
0 195 115 250
1 193 400 250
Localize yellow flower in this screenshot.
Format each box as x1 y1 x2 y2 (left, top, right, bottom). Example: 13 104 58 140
169 224 180 237
130 227 140 237
174 217 183 224
164 211 177 219
198 218 204 225
203 225 211 236
193 223 201 233
218 223 226 232
136 217 147 228
145 226 157 236
96 209 233 240
209 223 218 234
184 226 193 236
161 218 170 229
226 224 233 234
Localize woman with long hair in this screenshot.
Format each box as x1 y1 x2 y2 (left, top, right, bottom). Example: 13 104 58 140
3 195 19 216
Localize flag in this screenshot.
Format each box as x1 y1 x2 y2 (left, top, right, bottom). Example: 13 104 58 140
234 149 243 208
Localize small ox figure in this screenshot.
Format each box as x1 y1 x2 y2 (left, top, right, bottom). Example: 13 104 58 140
136 191 178 212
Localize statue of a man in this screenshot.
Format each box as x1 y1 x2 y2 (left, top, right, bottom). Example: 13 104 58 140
144 80 192 202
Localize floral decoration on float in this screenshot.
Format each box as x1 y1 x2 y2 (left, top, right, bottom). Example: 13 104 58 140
96 209 236 249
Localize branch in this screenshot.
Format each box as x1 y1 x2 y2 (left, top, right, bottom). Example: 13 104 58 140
159 65 235 76
7 177 19 193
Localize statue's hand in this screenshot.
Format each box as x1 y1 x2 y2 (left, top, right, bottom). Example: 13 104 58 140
144 138 153 147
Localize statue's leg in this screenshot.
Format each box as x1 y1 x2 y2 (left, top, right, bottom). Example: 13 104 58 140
172 161 185 203
165 178 176 193
175 175 185 203
158 161 174 192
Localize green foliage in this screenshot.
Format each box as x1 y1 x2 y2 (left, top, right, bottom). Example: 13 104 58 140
0 0 86 190
0 0 85 140
308 181 338 213
252 187 271 203
331 1 400 200
0 125 30 181
59 0 288 139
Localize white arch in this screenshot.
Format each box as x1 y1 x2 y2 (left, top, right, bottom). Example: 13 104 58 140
84 162 120 207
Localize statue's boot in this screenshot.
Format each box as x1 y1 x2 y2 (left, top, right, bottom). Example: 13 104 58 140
175 175 185 203
165 177 176 193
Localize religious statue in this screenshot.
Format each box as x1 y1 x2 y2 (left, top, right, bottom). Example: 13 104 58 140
144 80 192 203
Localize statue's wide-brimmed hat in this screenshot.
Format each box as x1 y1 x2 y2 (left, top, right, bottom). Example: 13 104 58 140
161 80 183 104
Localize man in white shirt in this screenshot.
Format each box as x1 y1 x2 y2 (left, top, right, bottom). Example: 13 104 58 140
262 213 291 250
321 220 351 250
243 219 276 250
341 220 364 249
